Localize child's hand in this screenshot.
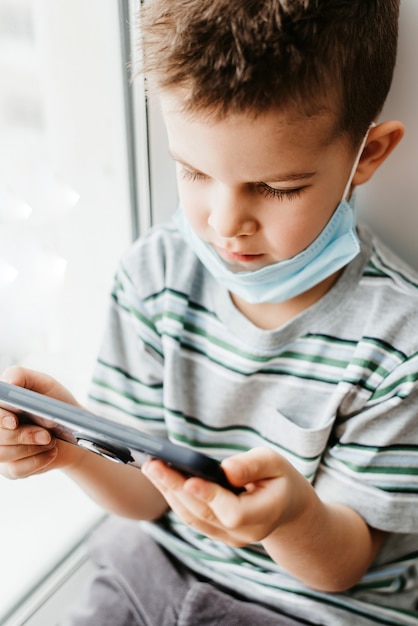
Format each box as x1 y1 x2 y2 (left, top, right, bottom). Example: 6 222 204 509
142 446 311 547
0 366 86 479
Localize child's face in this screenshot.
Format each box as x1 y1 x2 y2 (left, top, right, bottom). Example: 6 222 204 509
162 97 358 271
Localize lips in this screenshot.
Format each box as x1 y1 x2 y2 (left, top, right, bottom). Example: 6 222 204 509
215 247 264 264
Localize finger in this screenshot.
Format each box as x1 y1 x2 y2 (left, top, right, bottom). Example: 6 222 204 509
0 423 54 466
222 446 288 486
0 423 51 447
143 460 220 527
1 446 58 480
183 474 255 530
178 480 263 546
143 461 268 546
222 448 310 534
0 440 56 463
143 459 196 506
144 459 256 533
182 450 288 532
1 365 56 393
159 485 232 543
186 479 286 545
1 366 78 405
0 412 18 430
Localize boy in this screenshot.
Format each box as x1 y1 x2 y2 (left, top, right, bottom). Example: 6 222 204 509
1 1 418 624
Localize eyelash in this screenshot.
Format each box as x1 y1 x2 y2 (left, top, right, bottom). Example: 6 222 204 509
256 183 303 201
180 167 304 201
180 168 206 182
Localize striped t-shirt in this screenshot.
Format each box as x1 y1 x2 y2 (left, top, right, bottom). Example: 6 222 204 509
89 219 418 626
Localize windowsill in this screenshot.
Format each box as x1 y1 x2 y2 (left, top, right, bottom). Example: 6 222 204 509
0 471 103 622
3 539 99 626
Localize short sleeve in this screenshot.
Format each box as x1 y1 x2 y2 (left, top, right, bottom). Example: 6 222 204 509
314 354 418 533
87 250 166 438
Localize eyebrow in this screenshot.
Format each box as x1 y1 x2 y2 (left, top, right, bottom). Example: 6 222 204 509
168 150 317 183
264 171 317 183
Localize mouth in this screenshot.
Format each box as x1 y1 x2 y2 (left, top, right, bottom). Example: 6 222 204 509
215 246 265 265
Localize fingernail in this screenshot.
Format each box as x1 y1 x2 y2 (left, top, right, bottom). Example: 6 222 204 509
2 415 16 429
0 369 14 383
34 430 51 445
143 462 162 482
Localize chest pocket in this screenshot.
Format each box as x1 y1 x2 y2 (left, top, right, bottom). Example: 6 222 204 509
260 409 336 481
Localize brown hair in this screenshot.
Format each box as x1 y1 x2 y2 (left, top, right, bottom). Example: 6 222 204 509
138 0 400 145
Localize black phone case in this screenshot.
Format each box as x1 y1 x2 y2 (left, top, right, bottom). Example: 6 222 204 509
0 381 242 494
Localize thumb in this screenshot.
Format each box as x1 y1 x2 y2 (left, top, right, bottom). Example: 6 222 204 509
222 447 288 487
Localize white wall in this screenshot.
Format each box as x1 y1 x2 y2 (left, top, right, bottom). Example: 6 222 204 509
358 0 418 270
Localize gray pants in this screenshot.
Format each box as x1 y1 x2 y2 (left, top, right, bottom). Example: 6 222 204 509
60 517 313 626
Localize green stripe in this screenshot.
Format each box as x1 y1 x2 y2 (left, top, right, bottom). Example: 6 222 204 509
373 249 418 291
166 408 321 465
92 378 163 410
89 394 164 423
145 288 218 319
164 520 418 625
371 370 418 400
96 358 163 389
118 290 415 402
334 462 418 476
113 291 161 337
333 442 418 454
364 259 389 278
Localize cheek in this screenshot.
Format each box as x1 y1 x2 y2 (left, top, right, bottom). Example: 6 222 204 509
177 180 209 232
262 194 340 259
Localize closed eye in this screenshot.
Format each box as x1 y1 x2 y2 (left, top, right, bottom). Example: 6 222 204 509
179 165 307 200
256 182 306 201
179 166 208 182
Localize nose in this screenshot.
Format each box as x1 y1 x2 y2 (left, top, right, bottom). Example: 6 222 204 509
208 186 257 238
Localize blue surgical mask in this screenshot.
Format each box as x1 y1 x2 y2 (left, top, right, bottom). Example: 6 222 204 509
173 128 372 304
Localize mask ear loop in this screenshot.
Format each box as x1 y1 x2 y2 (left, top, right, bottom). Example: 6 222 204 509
342 122 377 201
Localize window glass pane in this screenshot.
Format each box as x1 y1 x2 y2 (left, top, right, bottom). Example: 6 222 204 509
0 0 132 619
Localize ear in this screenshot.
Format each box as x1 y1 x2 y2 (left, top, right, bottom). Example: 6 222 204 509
352 120 405 186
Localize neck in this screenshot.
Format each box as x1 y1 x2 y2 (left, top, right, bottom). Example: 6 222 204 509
230 269 343 330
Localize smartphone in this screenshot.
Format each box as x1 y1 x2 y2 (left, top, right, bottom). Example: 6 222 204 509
0 381 243 494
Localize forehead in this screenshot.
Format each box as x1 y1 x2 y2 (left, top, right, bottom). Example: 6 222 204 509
161 95 351 182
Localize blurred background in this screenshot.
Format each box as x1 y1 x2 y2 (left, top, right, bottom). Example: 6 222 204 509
0 1 133 621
